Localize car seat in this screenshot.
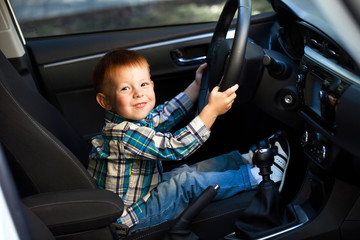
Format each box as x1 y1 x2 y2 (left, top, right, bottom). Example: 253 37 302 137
0 50 123 239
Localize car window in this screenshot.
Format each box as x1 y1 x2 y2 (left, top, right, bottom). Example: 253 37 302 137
9 0 273 38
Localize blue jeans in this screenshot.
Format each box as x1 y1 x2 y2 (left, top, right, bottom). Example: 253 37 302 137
129 150 258 234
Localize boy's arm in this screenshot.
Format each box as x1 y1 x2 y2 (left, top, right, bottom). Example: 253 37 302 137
183 62 238 130
183 63 207 104
152 62 207 131
122 117 210 161
151 92 192 132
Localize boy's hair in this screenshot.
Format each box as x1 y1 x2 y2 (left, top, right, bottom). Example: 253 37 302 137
93 49 150 93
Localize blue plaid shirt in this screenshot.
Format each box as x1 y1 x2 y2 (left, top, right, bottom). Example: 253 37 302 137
87 93 210 227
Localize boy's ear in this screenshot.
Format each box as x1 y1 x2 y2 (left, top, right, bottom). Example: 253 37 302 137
96 93 112 111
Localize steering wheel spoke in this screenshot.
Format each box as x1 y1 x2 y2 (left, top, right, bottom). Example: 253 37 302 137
207 39 233 90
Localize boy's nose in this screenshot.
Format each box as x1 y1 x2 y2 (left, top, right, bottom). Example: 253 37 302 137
134 88 144 98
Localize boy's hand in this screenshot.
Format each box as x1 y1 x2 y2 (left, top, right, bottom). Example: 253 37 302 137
194 62 208 87
199 84 239 129
208 84 239 116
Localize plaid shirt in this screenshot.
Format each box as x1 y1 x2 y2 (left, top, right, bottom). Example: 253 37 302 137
87 93 210 228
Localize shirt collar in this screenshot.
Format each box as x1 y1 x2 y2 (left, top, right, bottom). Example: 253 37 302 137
104 110 153 127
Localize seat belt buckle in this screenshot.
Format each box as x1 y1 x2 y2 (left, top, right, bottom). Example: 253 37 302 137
112 222 130 237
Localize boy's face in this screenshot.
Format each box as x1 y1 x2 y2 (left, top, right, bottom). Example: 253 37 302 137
100 65 155 121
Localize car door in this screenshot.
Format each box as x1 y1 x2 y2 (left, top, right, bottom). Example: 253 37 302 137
9 0 275 153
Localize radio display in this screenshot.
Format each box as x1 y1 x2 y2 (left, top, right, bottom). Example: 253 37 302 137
303 71 322 117
299 47 352 133
300 67 348 132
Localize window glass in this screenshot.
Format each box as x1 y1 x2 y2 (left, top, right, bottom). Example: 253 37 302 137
10 0 273 38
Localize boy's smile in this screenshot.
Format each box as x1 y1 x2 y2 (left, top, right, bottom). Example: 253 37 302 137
134 102 147 109
101 65 156 121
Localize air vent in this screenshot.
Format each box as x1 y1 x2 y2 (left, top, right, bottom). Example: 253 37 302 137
307 30 347 69
325 42 340 62
308 31 323 51
299 21 359 74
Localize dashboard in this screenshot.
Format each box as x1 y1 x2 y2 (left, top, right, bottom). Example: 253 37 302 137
271 0 360 169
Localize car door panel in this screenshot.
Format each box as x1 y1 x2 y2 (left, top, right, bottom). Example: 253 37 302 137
26 13 276 142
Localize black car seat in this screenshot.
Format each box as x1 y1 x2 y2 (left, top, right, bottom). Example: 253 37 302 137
0 50 256 240
0 50 123 239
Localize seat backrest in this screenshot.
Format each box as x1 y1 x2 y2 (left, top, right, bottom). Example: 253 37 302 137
0 50 96 194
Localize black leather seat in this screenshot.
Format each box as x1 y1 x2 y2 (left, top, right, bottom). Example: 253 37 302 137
0 50 123 239
0 50 256 240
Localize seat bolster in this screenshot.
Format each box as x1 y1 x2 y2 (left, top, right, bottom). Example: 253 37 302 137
0 50 95 192
22 189 124 236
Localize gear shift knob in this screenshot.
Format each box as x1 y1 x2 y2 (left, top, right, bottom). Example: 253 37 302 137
253 148 274 182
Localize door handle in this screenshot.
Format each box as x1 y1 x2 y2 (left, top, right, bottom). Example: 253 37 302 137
174 56 207 66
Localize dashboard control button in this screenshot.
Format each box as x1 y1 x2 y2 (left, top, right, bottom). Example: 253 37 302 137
301 131 309 147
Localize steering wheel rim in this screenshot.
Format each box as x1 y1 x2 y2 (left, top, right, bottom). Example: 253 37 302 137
198 0 251 112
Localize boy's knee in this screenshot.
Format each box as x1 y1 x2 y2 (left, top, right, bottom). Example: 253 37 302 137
174 171 197 185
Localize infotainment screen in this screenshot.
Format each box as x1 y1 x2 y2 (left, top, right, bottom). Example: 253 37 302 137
303 71 322 117
299 46 352 133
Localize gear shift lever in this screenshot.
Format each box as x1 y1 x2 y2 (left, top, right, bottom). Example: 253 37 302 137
232 148 297 239
254 148 274 183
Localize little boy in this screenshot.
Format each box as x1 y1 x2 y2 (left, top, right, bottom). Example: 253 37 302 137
88 49 290 234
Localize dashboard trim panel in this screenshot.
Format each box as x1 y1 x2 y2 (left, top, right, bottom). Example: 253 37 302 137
304 46 360 86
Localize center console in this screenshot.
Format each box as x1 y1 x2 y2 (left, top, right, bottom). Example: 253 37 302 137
297 46 360 168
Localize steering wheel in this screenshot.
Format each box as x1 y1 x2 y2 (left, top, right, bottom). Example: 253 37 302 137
198 0 251 112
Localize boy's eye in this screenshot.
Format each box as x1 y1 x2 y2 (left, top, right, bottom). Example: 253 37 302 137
141 82 149 87
121 87 130 91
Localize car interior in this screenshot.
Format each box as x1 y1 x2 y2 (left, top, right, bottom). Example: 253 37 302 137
1 0 360 239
